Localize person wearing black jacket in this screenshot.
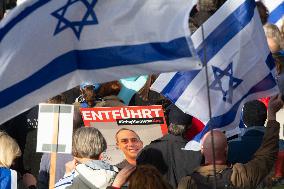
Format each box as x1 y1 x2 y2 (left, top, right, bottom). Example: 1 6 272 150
137 104 202 188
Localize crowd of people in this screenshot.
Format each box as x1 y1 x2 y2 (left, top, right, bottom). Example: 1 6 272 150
1 0 284 189
2 93 281 189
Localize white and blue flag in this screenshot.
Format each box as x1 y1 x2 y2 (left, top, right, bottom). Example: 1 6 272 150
152 0 279 150
0 0 201 124
261 0 284 28
0 168 17 189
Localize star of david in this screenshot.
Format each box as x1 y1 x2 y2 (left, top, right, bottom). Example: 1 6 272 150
51 0 98 40
209 63 243 104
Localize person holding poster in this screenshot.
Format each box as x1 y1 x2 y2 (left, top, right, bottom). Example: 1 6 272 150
115 129 143 170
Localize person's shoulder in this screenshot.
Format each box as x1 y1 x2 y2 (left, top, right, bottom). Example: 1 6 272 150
115 159 129 170
75 162 118 188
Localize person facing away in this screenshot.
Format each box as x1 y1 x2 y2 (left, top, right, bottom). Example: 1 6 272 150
115 128 143 170
178 94 283 189
228 100 267 164
95 81 125 107
54 127 118 189
137 104 202 188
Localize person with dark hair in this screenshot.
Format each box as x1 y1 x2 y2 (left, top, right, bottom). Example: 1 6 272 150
137 105 202 188
178 95 283 189
243 100 267 126
96 81 125 107
129 75 170 108
115 128 143 170
107 164 173 189
54 127 118 189
228 100 267 164
127 165 172 189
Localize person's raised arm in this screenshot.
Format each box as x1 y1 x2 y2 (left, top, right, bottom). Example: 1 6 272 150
231 94 283 188
107 165 136 189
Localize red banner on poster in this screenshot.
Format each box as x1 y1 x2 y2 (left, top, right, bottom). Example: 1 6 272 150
81 105 167 135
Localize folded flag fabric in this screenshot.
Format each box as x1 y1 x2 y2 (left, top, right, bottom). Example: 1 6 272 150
152 0 279 150
0 0 201 124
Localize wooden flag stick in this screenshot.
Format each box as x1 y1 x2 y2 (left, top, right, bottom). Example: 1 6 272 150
49 106 60 189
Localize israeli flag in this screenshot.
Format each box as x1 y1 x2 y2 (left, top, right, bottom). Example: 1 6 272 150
0 0 201 124
0 168 17 189
152 0 279 150
262 0 284 28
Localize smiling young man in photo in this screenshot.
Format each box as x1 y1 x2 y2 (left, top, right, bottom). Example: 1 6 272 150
115 128 143 169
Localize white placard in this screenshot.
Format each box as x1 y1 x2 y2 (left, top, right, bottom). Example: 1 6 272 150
36 103 74 153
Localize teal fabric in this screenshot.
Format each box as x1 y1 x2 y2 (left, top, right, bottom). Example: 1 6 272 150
117 75 148 105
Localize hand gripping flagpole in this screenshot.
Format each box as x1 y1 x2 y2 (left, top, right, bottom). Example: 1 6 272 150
201 24 217 189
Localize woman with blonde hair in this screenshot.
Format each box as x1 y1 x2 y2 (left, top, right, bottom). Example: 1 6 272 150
0 131 36 189
0 131 21 168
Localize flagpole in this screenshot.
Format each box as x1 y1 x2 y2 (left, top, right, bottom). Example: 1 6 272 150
49 105 60 189
201 24 217 189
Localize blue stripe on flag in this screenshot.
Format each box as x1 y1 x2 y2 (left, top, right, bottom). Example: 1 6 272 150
0 0 51 42
194 72 277 141
161 70 200 102
0 37 191 108
197 0 255 64
268 2 284 24
0 168 11 189
160 0 256 103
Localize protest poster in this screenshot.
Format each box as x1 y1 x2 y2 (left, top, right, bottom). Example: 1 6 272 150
80 105 167 164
